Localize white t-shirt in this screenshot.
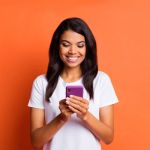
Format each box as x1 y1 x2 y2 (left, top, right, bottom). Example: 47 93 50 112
28 71 119 150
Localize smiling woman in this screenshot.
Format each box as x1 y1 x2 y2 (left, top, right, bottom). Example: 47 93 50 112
28 17 118 150
59 30 86 68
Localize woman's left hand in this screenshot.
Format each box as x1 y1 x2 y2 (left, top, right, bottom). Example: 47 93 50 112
66 95 89 120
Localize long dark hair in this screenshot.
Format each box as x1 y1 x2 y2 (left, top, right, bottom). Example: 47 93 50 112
46 17 98 101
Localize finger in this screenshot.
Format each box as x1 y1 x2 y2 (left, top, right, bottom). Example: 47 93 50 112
68 105 82 115
59 104 67 110
61 107 73 114
67 100 88 115
66 98 88 110
59 99 66 104
60 100 69 108
59 103 71 112
66 99 84 109
70 95 89 104
60 103 73 110
66 108 74 113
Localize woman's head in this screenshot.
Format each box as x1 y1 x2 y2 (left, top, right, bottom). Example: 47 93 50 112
46 17 98 101
49 17 97 72
59 30 86 69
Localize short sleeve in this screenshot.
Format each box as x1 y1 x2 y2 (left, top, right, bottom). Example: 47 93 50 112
28 75 45 109
94 72 119 108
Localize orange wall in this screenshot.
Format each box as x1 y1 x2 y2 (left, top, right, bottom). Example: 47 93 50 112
0 0 150 149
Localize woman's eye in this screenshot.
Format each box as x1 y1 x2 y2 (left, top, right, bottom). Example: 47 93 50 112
77 44 85 48
62 43 70 47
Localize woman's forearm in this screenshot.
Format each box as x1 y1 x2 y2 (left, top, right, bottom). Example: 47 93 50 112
31 114 65 149
83 112 114 144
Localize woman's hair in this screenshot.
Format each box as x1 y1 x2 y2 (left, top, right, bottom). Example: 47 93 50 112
46 17 98 101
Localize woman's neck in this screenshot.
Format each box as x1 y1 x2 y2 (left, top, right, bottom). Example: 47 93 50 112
60 67 82 82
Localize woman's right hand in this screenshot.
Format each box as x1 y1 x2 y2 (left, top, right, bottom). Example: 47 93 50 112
59 99 74 122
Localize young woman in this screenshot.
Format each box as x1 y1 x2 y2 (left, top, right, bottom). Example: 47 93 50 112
28 17 118 150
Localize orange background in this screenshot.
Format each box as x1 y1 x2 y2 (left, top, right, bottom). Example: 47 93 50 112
0 0 150 149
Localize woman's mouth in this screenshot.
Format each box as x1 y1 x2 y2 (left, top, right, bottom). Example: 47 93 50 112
66 56 79 63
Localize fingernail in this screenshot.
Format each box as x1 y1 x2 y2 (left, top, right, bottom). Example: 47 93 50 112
66 100 69 104
66 97 70 100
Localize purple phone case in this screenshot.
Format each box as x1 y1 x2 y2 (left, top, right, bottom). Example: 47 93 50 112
66 86 83 97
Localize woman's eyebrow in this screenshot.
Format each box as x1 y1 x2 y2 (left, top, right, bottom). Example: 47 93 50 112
60 40 70 43
60 40 85 44
77 41 85 44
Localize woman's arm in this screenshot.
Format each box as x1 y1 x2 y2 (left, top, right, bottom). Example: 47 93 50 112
30 108 64 149
30 99 73 149
66 95 114 144
83 105 114 144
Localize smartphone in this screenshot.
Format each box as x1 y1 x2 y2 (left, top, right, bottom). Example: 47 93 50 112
66 85 83 97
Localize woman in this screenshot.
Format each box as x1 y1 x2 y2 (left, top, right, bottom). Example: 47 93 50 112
28 17 118 150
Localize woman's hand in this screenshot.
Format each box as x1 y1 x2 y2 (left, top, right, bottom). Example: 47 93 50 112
66 95 89 120
66 96 114 143
59 99 74 122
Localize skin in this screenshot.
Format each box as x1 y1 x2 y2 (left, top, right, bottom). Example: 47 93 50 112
30 30 114 149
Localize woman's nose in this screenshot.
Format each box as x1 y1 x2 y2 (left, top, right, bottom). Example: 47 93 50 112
68 45 77 54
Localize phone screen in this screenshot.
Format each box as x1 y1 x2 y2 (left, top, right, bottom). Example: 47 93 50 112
66 86 83 97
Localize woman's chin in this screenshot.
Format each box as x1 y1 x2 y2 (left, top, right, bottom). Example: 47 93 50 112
64 62 81 69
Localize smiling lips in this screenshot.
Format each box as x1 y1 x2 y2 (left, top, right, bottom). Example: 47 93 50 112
66 56 79 63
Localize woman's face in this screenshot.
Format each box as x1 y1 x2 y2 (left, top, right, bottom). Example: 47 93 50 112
59 30 86 69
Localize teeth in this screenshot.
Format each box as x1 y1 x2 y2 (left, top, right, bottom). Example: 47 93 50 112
68 57 77 60
67 56 78 62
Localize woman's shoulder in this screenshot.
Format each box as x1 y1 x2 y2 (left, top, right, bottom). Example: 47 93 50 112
95 70 111 81
32 74 47 85
93 70 112 87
